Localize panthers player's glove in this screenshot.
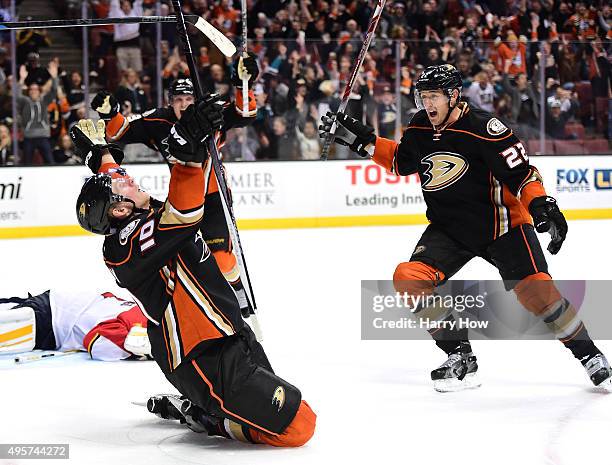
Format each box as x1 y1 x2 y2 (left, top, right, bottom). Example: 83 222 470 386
91 91 120 120
319 111 376 157
123 324 152 358
231 52 259 89
69 119 124 173
168 95 224 164
528 196 568 255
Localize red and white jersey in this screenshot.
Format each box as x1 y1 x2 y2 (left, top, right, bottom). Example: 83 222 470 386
50 290 148 361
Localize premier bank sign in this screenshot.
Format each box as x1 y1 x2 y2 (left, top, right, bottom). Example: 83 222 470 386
230 171 275 206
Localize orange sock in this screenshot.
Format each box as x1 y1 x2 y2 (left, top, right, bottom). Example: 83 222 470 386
248 401 316 447
213 250 240 284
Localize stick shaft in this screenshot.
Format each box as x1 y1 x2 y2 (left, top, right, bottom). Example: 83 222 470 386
171 1 260 336
14 350 79 364
241 0 249 109
320 0 387 160
241 0 249 160
0 15 198 30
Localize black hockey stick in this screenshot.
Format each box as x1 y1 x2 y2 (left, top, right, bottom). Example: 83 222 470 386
240 0 250 160
320 0 387 160
171 0 262 340
0 15 197 30
0 15 236 58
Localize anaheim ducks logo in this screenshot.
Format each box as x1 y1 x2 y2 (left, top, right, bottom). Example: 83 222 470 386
272 386 285 412
421 152 469 192
78 202 87 219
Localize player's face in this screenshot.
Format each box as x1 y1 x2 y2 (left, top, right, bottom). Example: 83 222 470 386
172 94 195 119
420 90 449 126
111 176 148 209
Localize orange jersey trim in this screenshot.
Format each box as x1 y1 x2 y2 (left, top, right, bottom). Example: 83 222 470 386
173 281 225 354
520 225 538 273
519 181 547 211
161 317 174 370
143 117 173 125
502 185 532 228
446 128 514 142
489 173 499 240
372 137 398 173
106 113 129 140
99 162 121 175
168 164 205 211
235 89 257 116
176 255 236 331
407 125 515 142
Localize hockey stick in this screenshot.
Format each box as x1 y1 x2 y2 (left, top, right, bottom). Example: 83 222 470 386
14 349 80 364
171 0 262 341
0 15 195 30
319 0 387 160
240 0 249 161
0 15 236 58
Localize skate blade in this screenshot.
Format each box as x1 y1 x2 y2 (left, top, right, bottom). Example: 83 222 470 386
434 373 482 393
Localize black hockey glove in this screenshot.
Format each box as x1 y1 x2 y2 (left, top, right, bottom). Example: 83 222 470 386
319 111 376 157
91 91 119 120
168 95 224 164
69 119 124 173
528 196 568 255
231 52 259 89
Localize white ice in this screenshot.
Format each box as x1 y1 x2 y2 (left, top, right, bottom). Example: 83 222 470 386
2 220 612 465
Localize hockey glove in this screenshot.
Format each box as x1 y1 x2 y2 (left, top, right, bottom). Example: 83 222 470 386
124 324 152 358
168 95 224 164
528 196 568 255
231 52 259 89
91 91 120 120
70 119 124 173
319 111 376 157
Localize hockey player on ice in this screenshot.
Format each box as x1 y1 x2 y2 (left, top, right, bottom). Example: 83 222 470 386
0 290 151 361
71 99 316 446
90 54 259 318
320 64 612 392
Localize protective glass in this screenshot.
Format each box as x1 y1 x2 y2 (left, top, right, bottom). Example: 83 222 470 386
414 89 448 110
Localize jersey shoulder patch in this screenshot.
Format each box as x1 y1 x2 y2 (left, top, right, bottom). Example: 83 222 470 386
103 212 151 262
485 117 509 136
119 218 141 246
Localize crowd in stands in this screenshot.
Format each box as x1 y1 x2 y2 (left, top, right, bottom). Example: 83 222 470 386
0 0 610 165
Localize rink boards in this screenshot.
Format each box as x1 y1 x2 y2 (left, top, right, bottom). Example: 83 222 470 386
0 156 611 238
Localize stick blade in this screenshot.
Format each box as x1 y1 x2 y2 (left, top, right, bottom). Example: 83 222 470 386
191 17 237 57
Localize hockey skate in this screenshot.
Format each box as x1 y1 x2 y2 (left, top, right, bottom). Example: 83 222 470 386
582 354 612 391
147 394 219 433
431 344 481 393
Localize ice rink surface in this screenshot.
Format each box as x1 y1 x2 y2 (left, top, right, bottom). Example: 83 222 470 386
2 220 611 465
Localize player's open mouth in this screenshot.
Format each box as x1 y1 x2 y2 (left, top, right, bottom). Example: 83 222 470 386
428 110 438 118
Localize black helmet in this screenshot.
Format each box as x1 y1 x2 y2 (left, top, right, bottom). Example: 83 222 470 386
76 174 128 235
169 78 195 100
414 64 463 110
